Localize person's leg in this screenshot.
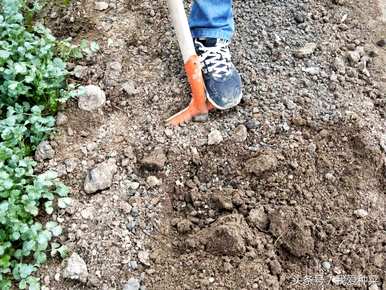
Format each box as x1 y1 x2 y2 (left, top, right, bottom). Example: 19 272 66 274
188 0 242 110
189 0 234 41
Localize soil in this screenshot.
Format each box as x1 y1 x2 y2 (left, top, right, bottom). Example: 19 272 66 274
35 0 385 289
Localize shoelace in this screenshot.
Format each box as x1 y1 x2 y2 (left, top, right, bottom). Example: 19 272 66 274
195 39 232 79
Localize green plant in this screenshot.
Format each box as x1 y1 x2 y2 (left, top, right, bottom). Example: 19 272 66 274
0 0 69 112
0 104 71 289
0 0 99 113
0 0 78 288
56 38 100 61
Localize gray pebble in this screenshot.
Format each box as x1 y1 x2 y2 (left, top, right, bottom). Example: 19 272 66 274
131 207 139 217
130 260 138 270
56 112 68 126
245 119 260 129
122 80 138 95
353 209 368 218
294 12 305 23
127 216 137 231
78 85 106 111
208 129 223 145
123 278 140 290
35 141 55 161
322 261 331 271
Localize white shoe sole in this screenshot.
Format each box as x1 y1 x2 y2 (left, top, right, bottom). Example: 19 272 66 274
206 90 243 110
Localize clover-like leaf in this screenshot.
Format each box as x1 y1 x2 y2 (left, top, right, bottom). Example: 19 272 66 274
46 221 62 237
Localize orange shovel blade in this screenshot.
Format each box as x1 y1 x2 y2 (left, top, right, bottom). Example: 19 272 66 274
167 55 213 126
166 101 215 126
167 103 204 126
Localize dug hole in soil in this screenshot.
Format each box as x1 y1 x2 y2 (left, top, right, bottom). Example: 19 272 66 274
36 0 385 289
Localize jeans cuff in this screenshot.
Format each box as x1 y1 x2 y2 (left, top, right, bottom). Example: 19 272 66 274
191 28 233 41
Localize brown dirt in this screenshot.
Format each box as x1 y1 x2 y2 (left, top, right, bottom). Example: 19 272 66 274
35 0 386 289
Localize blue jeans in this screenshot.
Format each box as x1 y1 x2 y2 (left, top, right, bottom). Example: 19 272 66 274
189 0 234 41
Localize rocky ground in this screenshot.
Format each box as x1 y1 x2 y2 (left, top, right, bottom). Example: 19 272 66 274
34 0 385 289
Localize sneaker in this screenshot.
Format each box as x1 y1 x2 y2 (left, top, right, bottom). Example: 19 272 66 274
194 38 242 110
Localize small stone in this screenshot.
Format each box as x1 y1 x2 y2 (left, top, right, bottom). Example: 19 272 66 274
105 61 122 85
245 150 278 175
67 127 74 136
294 12 305 23
122 80 137 95
138 251 150 266
208 129 223 145
127 181 140 190
248 208 269 230
369 284 379 290
206 215 249 256
245 119 260 129
176 219 193 234
281 122 290 132
285 99 296 110
334 56 346 74
120 202 132 214
95 1 109 11
322 261 331 271
211 192 233 211
122 158 131 167
302 66 320 75
224 262 233 272
308 143 317 154
331 276 341 285
376 39 386 47
84 159 117 194
78 85 106 111
200 278 210 287
123 278 140 290
64 158 78 173
353 209 368 218
131 207 139 217
368 49 378 58
80 207 94 219
62 253 88 283
193 113 209 123
294 43 317 58
35 141 55 161
127 216 136 231
373 254 384 268
356 46 365 57
232 125 248 143
141 149 167 170
146 176 162 187
269 260 282 275
43 275 50 285
325 172 335 181
124 146 136 160
346 50 361 64
208 277 215 283
56 112 68 126
207 224 245 256
129 261 138 270
109 61 122 72
164 128 173 138
73 65 88 79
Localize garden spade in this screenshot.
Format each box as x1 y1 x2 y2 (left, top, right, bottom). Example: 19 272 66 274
166 0 214 126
